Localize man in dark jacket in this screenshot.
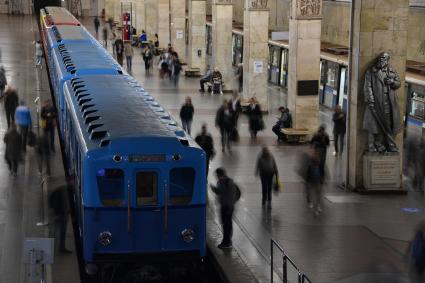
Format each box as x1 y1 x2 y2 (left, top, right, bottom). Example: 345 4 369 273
40 99 57 151
210 167 237 249
311 125 330 182
0 66 6 98
3 86 19 129
215 100 233 153
195 124 215 176
332 105 346 155
272 106 292 142
37 133 51 176
179 97 194 135
94 16 100 37
50 182 72 253
4 124 22 176
115 38 124 66
256 146 278 207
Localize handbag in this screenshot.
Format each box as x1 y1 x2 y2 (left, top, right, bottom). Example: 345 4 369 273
40 118 47 130
273 174 283 193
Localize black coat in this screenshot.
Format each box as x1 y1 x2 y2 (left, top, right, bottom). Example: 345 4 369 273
195 133 214 159
215 107 233 132
4 128 22 162
179 104 194 121
333 112 346 134
247 104 262 132
4 89 18 113
211 176 237 207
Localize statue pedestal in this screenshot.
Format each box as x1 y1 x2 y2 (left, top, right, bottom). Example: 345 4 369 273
363 153 401 191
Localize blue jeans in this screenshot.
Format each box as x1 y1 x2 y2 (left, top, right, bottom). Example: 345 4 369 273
182 119 192 135
126 56 132 71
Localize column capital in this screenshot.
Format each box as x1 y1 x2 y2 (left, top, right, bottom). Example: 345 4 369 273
290 0 322 20
213 0 233 5
245 0 269 9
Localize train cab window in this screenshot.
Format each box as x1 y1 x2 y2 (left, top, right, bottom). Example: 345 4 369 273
136 172 157 206
169 168 195 205
97 169 124 206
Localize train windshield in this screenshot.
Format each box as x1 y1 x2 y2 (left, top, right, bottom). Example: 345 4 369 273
169 168 195 205
136 171 158 206
97 169 125 206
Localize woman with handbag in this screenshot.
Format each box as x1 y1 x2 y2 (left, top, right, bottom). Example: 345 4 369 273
255 146 278 208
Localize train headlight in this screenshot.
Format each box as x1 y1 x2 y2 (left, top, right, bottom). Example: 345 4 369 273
98 231 112 246
181 229 195 243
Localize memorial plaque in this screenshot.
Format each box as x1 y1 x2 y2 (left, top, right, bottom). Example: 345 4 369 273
297 80 319 96
295 0 322 19
363 153 401 190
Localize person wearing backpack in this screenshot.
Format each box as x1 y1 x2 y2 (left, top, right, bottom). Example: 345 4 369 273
210 167 240 249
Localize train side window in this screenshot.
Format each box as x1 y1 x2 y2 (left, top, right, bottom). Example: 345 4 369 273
97 169 124 206
136 172 157 206
169 168 195 205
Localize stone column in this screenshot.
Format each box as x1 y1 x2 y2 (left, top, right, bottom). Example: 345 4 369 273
287 0 322 131
347 0 409 190
135 0 145 35
242 1 269 111
212 0 233 90
188 0 207 72
170 0 186 60
157 0 170 48
144 0 158 40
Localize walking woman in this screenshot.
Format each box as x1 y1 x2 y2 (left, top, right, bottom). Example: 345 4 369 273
256 146 278 208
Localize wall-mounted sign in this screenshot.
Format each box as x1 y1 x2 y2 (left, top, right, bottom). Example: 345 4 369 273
253 61 263 74
176 30 184 39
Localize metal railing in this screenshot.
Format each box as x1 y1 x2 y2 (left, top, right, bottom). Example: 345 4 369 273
270 239 313 283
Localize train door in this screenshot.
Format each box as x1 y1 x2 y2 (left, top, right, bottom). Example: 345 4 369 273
130 169 163 252
338 67 348 111
280 48 288 88
268 45 281 85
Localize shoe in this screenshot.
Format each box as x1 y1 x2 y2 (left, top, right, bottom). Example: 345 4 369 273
217 243 232 249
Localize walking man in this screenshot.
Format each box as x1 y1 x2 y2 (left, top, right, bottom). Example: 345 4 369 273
210 167 238 249
195 124 215 176
256 146 278 208
3 86 19 128
179 97 194 135
40 99 57 152
3 124 22 176
94 16 100 38
14 101 32 152
332 105 346 156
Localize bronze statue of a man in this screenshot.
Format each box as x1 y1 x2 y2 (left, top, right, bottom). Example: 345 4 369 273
363 52 401 153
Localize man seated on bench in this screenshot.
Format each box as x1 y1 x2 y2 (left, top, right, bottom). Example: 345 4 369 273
199 67 212 92
272 106 292 142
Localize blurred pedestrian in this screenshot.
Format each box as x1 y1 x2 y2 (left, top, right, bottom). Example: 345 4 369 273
171 56 182 86
255 146 278 208
154 33 159 48
142 47 153 74
246 97 263 139
0 65 6 98
94 16 100 38
124 41 134 72
310 124 330 182
229 90 242 131
195 124 215 176
272 106 292 142
179 97 194 135
35 40 43 67
159 55 169 79
215 100 233 153
102 26 108 47
306 151 323 215
332 105 346 156
40 99 57 152
107 17 114 30
115 37 124 66
3 86 19 128
15 101 32 152
36 132 51 176
3 123 22 176
49 181 72 254
409 221 425 282
199 67 212 92
413 137 425 191
210 167 238 249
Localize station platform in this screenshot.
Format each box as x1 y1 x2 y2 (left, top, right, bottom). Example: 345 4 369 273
77 18 424 283
0 14 422 283
0 15 78 282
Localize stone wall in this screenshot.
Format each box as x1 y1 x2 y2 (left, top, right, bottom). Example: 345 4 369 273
321 1 350 46
408 7 425 62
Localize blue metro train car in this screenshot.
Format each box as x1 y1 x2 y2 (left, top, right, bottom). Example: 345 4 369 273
41 7 207 265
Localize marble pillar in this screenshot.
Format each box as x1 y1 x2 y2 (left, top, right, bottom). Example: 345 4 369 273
135 0 145 35
188 0 207 72
242 2 269 111
170 0 186 60
212 0 233 90
347 0 409 190
157 0 170 48
144 0 158 40
287 0 322 132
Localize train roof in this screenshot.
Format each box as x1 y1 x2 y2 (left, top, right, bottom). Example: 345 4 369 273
43 6 80 26
51 42 122 77
46 25 99 51
64 75 187 150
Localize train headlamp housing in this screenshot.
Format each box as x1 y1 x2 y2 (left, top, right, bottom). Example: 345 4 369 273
98 231 112 246
181 229 195 243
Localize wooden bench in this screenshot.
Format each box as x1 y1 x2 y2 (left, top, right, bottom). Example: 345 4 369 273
185 67 201 77
280 128 310 143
